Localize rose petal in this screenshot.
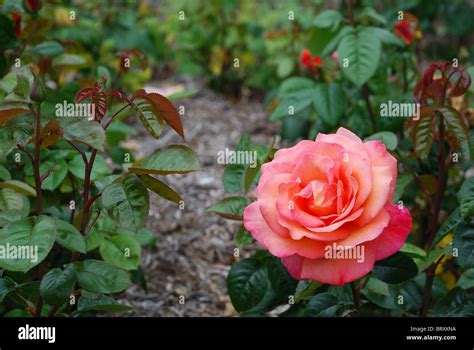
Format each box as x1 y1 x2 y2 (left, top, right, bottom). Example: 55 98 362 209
365 204 412 261
244 202 327 259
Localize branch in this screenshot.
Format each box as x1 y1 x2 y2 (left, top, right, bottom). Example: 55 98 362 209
350 282 360 316
65 140 88 165
102 102 132 130
32 106 43 215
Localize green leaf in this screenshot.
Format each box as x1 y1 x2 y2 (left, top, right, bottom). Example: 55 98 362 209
224 164 245 193
13 73 30 100
0 188 25 212
364 27 404 46
100 235 141 270
365 276 390 296
131 93 166 139
39 264 76 306
208 196 251 220
139 175 182 204
364 131 398 151
313 10 343 30
52 54 87 67
0 180 36 196
266 257 298 302
0 210 24 227
135 227 156 247
86 229 104 252
76 259 130 294
129 144 199 175
235 224 254 246
60 117 105 152
227 258 268 312
321 25 353 57
458 177 474 219
337 29 381 86
393 173 412 203
101 175 149 231
440 107 470 161
0 164 11 181
453 221 474 269
457 268 474 290
279 77 315 95
0 216 56 272
400 243 426 260
68 153 109 181
77 294 132 312
372 252 418 284
40 160 68 191
302 293 341 317
313 82 345 127
432 287 474 317
30 41 64 57
276 56 293 78
270 97 313 121
431 208 462 248
0 277 14 301
55 219 86 253
413 106 436 159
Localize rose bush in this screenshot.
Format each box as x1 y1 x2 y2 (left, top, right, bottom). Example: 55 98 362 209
243 127 412 286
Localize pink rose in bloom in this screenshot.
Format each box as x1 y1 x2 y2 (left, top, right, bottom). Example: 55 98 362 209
243 128 412 286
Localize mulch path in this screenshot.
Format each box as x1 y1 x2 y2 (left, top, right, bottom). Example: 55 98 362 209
115 78 277 316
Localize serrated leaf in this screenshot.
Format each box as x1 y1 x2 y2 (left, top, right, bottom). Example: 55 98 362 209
313 82 346 127
365 131 398 151
77 294 132 312
372 252 418 284
440 106 470 161
337 29 381 86
412 106 436 159
30 41 64 57
431 208 462 248
39 264 76 306
0 216 56 272
139 174 182 204
0 180 36 196
364 27 404 46
313 10 343 30
0 188 24 211
453 221 474 269
227 258 268 312
208 196 251 220
60 117 105 152
76 259 130 294
132 90 184 139
99 235 141 271
55 219 86 254
101 175 149 231
302 293 341 317
129 144 199 175
458 176 474 219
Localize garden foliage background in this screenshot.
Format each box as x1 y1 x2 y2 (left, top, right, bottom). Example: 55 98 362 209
0 0 473 317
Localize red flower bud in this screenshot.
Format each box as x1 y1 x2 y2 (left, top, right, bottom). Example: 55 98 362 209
300 50 324 76
394 20 414 45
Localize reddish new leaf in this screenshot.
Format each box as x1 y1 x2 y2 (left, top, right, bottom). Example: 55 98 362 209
132 89 184 139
